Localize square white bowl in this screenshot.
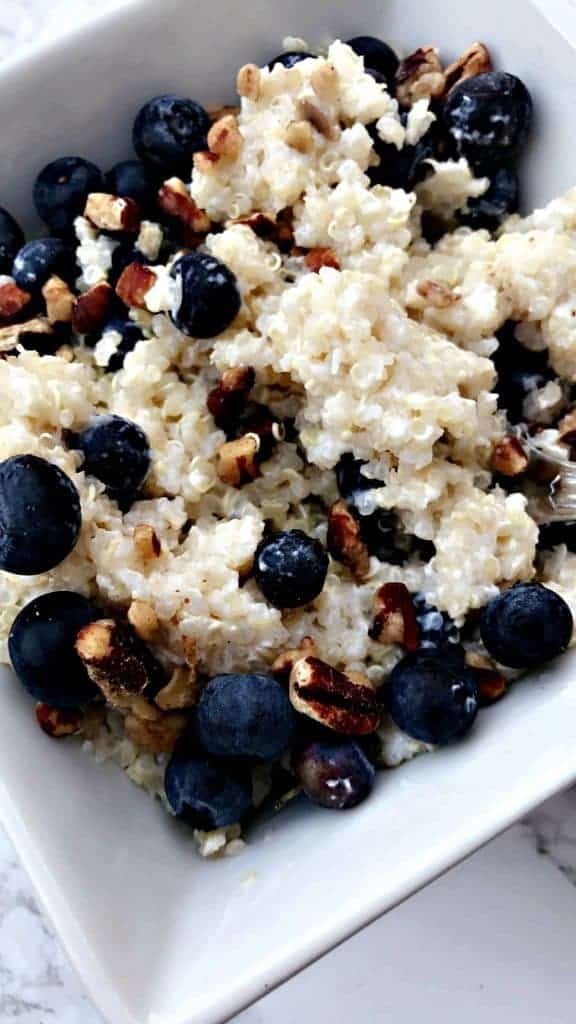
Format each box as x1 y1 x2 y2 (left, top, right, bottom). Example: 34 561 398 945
1 1 576 1022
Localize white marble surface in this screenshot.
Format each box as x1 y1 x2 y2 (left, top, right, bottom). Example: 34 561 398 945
2 3 576 1022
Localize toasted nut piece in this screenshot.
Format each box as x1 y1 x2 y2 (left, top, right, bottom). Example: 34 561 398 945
490 435 529 477
444 42 492 96
275 207 295 251
85 192 140 233
289 656 381 734
155 665 197 711
208 114 243 159
558 407 576 444
229 211 277 238
0 280 30 323
207 365 255 428
115 262 157 309
42 275 75 324
327 500 370 580
297 99 337 140
416 280 459 308
181 634 197 667
193 150 220 175
133 523 162 560
72 281 114 334
395 46 446 106
125 710 188 753
206 103 241 123
0 317 53 352
272 636 318 685
285 120 314 153
237 63 261 101
217 433 260 486
128 600 161 643
35 703 83 738
310 61 340 102
465 652 508 706
157 177 211 233
369 582 420 650
304 247 341 273
75 619 165 717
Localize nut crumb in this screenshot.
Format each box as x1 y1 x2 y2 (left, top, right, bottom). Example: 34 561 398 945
42 275 75 324
35 703 83 738
75 618 165 719
297 98 337 140
128 600 161 643
158 178 210 234
217 433 261 486
285 120 314 153
72 281 113 334
327 500 370 579
155 665 197 710
490 435 529 477
272 636 318 684
85 192 140 232
115 262 157 309
0 279 30 323
444 42 492 96
396 46 445 106
237 63 261 101
310 62 340 102
369 582 420 650
133 523 162 560
208 114 243 159
289 656 381 734
304 247 340 273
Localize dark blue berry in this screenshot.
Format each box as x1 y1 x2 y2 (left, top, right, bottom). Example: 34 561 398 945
97 318 144 372
346 35 399 88
196 673 294 760
368 124 435 191
457 165 519 232
335 453 383 501
105 160 156 213
0 207 25 275
0 455 81 575
292 737 375 809
254 529 329 608
164 749 252 829
387 650 479 745
9 592 100 706
493 330 552 424
133 95 210 177
413 593 461 652
169 251 241 338
538 521 576 553
12 238 76 293
480 583 573 669
267 51 313 70
443 72 532 168
69 415 150 508
358 508 406 565
34 157 103 234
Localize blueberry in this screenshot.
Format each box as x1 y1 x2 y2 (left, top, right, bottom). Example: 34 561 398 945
292 737 375 809
457 165 519 232
368 124 435 191
196 673 294 760
0 455 81 575
538 521 576 553
169 251 241 338
267 51 313 70
346 35 399 88
443 72 532 168
493 331 552 424
12 238 76 293
0 207 25 275
387 650 479 745
105 159 156 213
254 529 329 608
335 453 383 501
9 592 100 706
69 414 150 508
358 508 406 565
97 318 144 372
480 583 573 669
165 749 252 829
413 593 461 652
34 157 103 234
133 95 210 177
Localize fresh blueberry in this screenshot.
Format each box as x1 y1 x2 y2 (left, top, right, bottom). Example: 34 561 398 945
413 593 461 652
196 673 294 760
0 455 81 575
12 238 76 293
133 94 210 177
457 165 519 232
164 749 252 829
480 583 573 669
169 251 241 338
69 414 150 508
8 592 100 706
443 71 532 168
292 737 375 809
97 318 144 372
267 51 313 70
387 650 479 745
538 521 576 553
33 157 103 234
368 124 435 191
16 323 63 356
346 35 399 88
0 207 25 275
358 508 406 565
335 453 383 502
254 529 329 608
493 329 552 424
105 159 156 213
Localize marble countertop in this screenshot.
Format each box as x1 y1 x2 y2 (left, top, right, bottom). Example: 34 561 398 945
2 4 576 1021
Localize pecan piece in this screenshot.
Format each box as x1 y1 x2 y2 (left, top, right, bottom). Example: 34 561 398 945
35 703 83 738
304 247 340 273
72 281 114 334
133 523 162 560
272 636 318 685
0 317 54 352
444 42 492 96
125 709 188 753
84 192 140 233
285 120 314 153
42 275 75 324
465 651 507 706
206 104 241 123
416 280 458 308
155 665 197 711
557 407 576 444
395 46 446 106
0 279 30 323
229 212 277 239
236 63 261 101
207 365 255 428
127 600 161 643
369 582 420 651
75 619 165 719
490 435 529 477
297 99 337 140
310 62 340 102
289 656 380 734
217 433 261 486
327 500 370 580
208 114 243 159
115 262 157 309
157 177 210 234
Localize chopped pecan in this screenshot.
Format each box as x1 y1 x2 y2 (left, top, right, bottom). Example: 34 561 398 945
115 262 156 309
490 435 529 477
416 280 458 308
75 619 165 718
327 500 370 580
206 103 241 123
229 211 277 239
157 177 210 234
289 656 381 734
304 247 340 273
369 582 420 650
276 208 295 252
310 61 340 102
0 317 53 352
207 365 255 428
193 150 220 175
444 42 492 96
42 275 75 324
236 63 261 101
465 651 507 706
0 279 30 323
72 281 114 334
272 636 318 685
297 99 337 140
155 664 197 710
84 192 140 233
217 433 261 486
208 114 243 159
35 703 83 738
558 407 576 444
133 523 162 560
125 709 188 753
127 600 161 643
395 46 445 106
285 120 314 153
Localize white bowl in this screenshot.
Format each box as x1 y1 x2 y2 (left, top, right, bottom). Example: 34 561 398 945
1 1 576 1022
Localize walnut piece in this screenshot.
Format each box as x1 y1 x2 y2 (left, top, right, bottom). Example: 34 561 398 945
207 365 255 428
369 582 420 650
304 247 341 273
272 636 318 685
310 61 340 102
327 500 370 580
0 279 30 323
285 120 314 153
416 280 459 308
42 275 75 324
0 317 53 352
155 665 197 711
72 281 114 334
465 651 507 706
157 178 210 234
115 262 157 309
127 600 161 643
35 703 83 738
289 656 381 734
444 42 492 96
217 433 261 486
125 710 188 753
395 46 446 106
297 99 337 140
84 192 141 232
208 114 243 159
490 435 529 477
236 63 261 101
75 619 165 719
133 523 162 560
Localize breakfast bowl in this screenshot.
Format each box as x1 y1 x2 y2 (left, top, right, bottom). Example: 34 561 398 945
1 1 576 1023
